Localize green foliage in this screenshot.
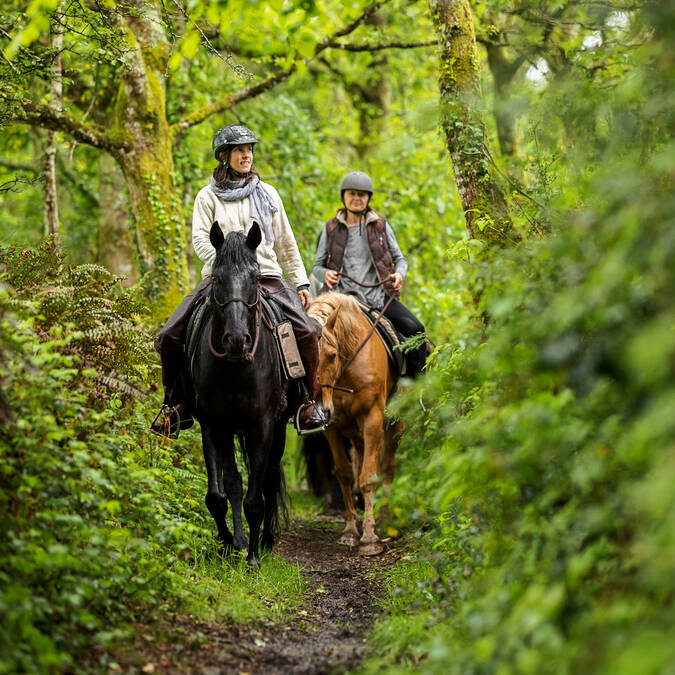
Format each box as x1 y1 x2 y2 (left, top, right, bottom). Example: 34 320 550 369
0 241 306 673
1 237 149 398
364 4 675 674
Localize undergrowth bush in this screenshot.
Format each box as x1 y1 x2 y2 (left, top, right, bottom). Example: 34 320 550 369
0 242 305 673
365 6 675 675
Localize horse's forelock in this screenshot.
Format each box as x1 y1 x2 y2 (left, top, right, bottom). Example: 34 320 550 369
309 293 365 356
214 230 258 275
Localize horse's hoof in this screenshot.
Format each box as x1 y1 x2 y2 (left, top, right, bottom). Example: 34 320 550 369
246 554 261 571
338 533 359 547
359 541 384 556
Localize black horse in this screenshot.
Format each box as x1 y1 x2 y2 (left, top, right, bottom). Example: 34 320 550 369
190 221 294 568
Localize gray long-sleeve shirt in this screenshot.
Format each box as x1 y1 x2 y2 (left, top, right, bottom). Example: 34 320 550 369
312 209 407 309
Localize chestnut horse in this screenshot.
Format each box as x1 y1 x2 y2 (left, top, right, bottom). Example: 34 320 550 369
308 292 402 556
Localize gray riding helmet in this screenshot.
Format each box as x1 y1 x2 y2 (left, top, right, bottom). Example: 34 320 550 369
340 171 374 199
213 125 259 161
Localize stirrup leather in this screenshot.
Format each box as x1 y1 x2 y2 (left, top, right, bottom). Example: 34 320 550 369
294 400 328 436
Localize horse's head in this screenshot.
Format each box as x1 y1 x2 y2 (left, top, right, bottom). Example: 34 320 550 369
209 221 262 361
316 309 341 416
309 293 362 416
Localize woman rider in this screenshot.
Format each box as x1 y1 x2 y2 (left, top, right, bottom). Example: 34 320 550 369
312 171 427 377
151 125 327 437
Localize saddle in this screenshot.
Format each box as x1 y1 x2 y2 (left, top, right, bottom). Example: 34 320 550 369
356 302 406 378
185 284 306 381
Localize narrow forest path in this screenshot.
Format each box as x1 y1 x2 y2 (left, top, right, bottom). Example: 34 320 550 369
122 516 400 674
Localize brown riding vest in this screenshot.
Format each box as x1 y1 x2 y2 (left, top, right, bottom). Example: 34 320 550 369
324 214 396 297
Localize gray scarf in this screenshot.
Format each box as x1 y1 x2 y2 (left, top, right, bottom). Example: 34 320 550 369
210 175 277 242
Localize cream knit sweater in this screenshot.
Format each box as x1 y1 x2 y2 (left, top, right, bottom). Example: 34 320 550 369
192 182 310 288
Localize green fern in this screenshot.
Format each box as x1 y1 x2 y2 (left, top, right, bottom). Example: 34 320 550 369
0 238 154 401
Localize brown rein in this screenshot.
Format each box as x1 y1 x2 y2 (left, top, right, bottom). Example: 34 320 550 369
321 273 398 392
208 290 262 363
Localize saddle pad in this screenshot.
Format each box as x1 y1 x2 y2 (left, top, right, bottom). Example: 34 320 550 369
357 302 406 377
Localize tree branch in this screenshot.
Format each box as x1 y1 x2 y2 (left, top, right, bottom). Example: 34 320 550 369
0 176 42 193
321 39 435 52
316 0 391 47
169 0 251 80
172 0 393 137
9 100 130 153
170 66 295 138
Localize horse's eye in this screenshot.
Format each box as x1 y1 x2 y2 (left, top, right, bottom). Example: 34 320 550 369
328 352 337 363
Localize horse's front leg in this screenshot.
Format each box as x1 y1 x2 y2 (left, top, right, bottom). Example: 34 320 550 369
243 422 274 568
325 427 359 547
219 436 247 554
261 420 287 553
359 409 386 556
201 423 234 553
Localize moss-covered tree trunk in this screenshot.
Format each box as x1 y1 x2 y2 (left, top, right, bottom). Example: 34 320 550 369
428 0 513 243
109 1 188 317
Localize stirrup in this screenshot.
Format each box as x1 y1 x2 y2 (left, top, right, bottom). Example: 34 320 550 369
294 400 328 436
150 404 180 439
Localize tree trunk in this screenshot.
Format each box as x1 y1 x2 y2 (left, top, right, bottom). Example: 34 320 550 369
485 42 522 158
43 11 63 238
110 1 189 317
43 133 59 238
428 0 513 243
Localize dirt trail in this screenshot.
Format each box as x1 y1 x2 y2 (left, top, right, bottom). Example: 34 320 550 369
123 516 398 674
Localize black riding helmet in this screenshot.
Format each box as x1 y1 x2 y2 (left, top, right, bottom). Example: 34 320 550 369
213 125 259 166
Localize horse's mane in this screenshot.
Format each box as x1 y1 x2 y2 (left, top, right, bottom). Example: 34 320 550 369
308 292 367 356
214 231 257 273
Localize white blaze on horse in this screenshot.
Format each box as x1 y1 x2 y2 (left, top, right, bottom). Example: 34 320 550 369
308 292 402 556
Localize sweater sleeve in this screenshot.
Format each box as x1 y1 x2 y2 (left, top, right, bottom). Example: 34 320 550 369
192 188 217 269
266 184 310 288
385 221 408 278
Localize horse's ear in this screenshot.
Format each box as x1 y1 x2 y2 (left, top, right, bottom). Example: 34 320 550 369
247 222 262 251
210 221 224 249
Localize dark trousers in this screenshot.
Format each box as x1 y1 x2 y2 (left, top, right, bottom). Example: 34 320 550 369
155 276 322 406
382 298 427 376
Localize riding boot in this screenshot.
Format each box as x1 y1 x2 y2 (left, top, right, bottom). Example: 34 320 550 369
405 337 428 379
296 338 329 435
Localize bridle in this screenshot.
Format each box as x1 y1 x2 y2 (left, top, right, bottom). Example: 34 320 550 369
319 331 354 394
208 285 262 363
320 272 397 394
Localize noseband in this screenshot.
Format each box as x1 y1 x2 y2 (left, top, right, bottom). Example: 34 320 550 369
208 287 261 363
